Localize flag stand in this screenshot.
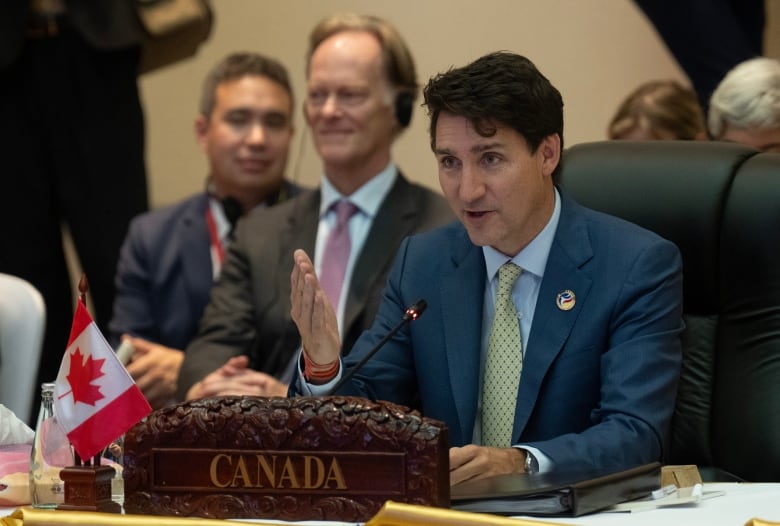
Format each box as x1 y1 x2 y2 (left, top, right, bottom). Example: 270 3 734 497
56 276 121 513
57 452 121 513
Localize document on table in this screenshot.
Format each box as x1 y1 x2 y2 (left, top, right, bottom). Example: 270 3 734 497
607 483 725 513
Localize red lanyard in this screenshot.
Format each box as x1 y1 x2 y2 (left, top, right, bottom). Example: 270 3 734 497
205 206 225 265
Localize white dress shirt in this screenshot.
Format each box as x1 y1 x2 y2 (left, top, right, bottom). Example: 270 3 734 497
207 197 232 279
288 164 396 387
314 163 397 334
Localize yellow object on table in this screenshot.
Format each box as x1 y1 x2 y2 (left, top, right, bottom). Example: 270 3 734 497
366 500 568 526
745 520 780 526
0 507 277 526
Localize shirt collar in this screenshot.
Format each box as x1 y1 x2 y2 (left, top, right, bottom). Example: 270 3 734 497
319 162 398 218
207 196 231 244
483 188 561 281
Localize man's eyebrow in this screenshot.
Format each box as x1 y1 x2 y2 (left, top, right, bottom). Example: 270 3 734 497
225 108 288 117
470 142 503 153
433 147 453 156
433 143 504 156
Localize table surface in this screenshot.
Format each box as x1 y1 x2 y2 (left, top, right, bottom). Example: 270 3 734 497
2 482 778 525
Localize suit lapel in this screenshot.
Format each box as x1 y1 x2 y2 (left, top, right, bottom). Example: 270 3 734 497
260 191 320 314
178 195 212 310
278 190 320 265
441 231 486 445
342 175 417 336
512 193 594 438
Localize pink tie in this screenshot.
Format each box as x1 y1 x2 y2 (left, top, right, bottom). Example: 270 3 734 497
320 200 359 311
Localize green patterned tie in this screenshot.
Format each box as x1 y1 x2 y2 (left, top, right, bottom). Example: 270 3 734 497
482 262 523 447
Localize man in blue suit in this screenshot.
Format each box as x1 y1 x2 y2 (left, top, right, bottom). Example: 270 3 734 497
290 51 684 485
109 53 301 407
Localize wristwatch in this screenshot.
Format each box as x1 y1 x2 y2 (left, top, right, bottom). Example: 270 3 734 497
523 449 538 474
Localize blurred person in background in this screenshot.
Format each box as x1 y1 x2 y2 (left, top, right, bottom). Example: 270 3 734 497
708 57 780 153
109 52 302 408
608 80 707 141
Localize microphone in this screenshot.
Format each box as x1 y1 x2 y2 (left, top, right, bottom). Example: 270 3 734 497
325 299 427 396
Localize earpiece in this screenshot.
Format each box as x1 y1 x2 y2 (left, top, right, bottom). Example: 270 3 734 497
395 91 414 128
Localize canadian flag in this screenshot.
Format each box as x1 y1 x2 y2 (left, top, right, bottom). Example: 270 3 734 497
54 299 151 460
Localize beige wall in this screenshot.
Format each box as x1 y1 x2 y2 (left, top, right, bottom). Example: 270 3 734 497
139 0 779 208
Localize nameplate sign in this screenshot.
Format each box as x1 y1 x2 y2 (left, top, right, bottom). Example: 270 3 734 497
150 448 406 494
123 396 449 522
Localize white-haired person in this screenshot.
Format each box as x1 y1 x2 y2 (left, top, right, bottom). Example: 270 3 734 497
708 57 780 153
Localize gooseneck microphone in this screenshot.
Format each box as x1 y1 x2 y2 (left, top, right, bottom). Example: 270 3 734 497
325 299 427 396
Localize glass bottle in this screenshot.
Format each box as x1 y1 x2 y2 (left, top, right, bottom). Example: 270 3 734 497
29 382 74 508
104 434 125 504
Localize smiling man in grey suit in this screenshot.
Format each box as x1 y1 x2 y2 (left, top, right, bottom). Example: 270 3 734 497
178 13 453 400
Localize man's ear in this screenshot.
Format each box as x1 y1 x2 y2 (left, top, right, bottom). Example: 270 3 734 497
539 133 561 177
194 114 209 153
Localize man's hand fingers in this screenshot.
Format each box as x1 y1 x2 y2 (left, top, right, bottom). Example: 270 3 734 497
449 446 525 486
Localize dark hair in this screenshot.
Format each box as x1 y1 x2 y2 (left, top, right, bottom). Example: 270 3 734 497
608 80 705 140
423 51 564 156
200 52 293 117
307 13 418 96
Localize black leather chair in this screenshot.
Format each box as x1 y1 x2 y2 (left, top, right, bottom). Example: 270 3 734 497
559 141 780 482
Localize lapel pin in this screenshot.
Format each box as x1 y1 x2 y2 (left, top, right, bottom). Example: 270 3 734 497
556 290 576 311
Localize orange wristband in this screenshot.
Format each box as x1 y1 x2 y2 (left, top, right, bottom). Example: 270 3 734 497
303 353 339 382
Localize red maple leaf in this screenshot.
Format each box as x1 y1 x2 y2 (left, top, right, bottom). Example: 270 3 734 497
65 347 106 406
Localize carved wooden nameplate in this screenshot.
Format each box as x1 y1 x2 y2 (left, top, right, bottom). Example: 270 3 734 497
123 396 449 522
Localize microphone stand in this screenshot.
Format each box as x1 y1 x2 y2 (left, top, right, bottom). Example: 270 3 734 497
326 299 426 396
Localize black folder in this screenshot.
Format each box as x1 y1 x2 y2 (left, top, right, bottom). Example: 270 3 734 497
450 461 661 516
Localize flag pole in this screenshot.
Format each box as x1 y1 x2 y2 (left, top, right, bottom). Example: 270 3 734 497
78 275 105 468
78 273 89 305
75 274 89 467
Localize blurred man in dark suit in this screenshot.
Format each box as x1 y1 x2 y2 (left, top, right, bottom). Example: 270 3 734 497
109 52 302 408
